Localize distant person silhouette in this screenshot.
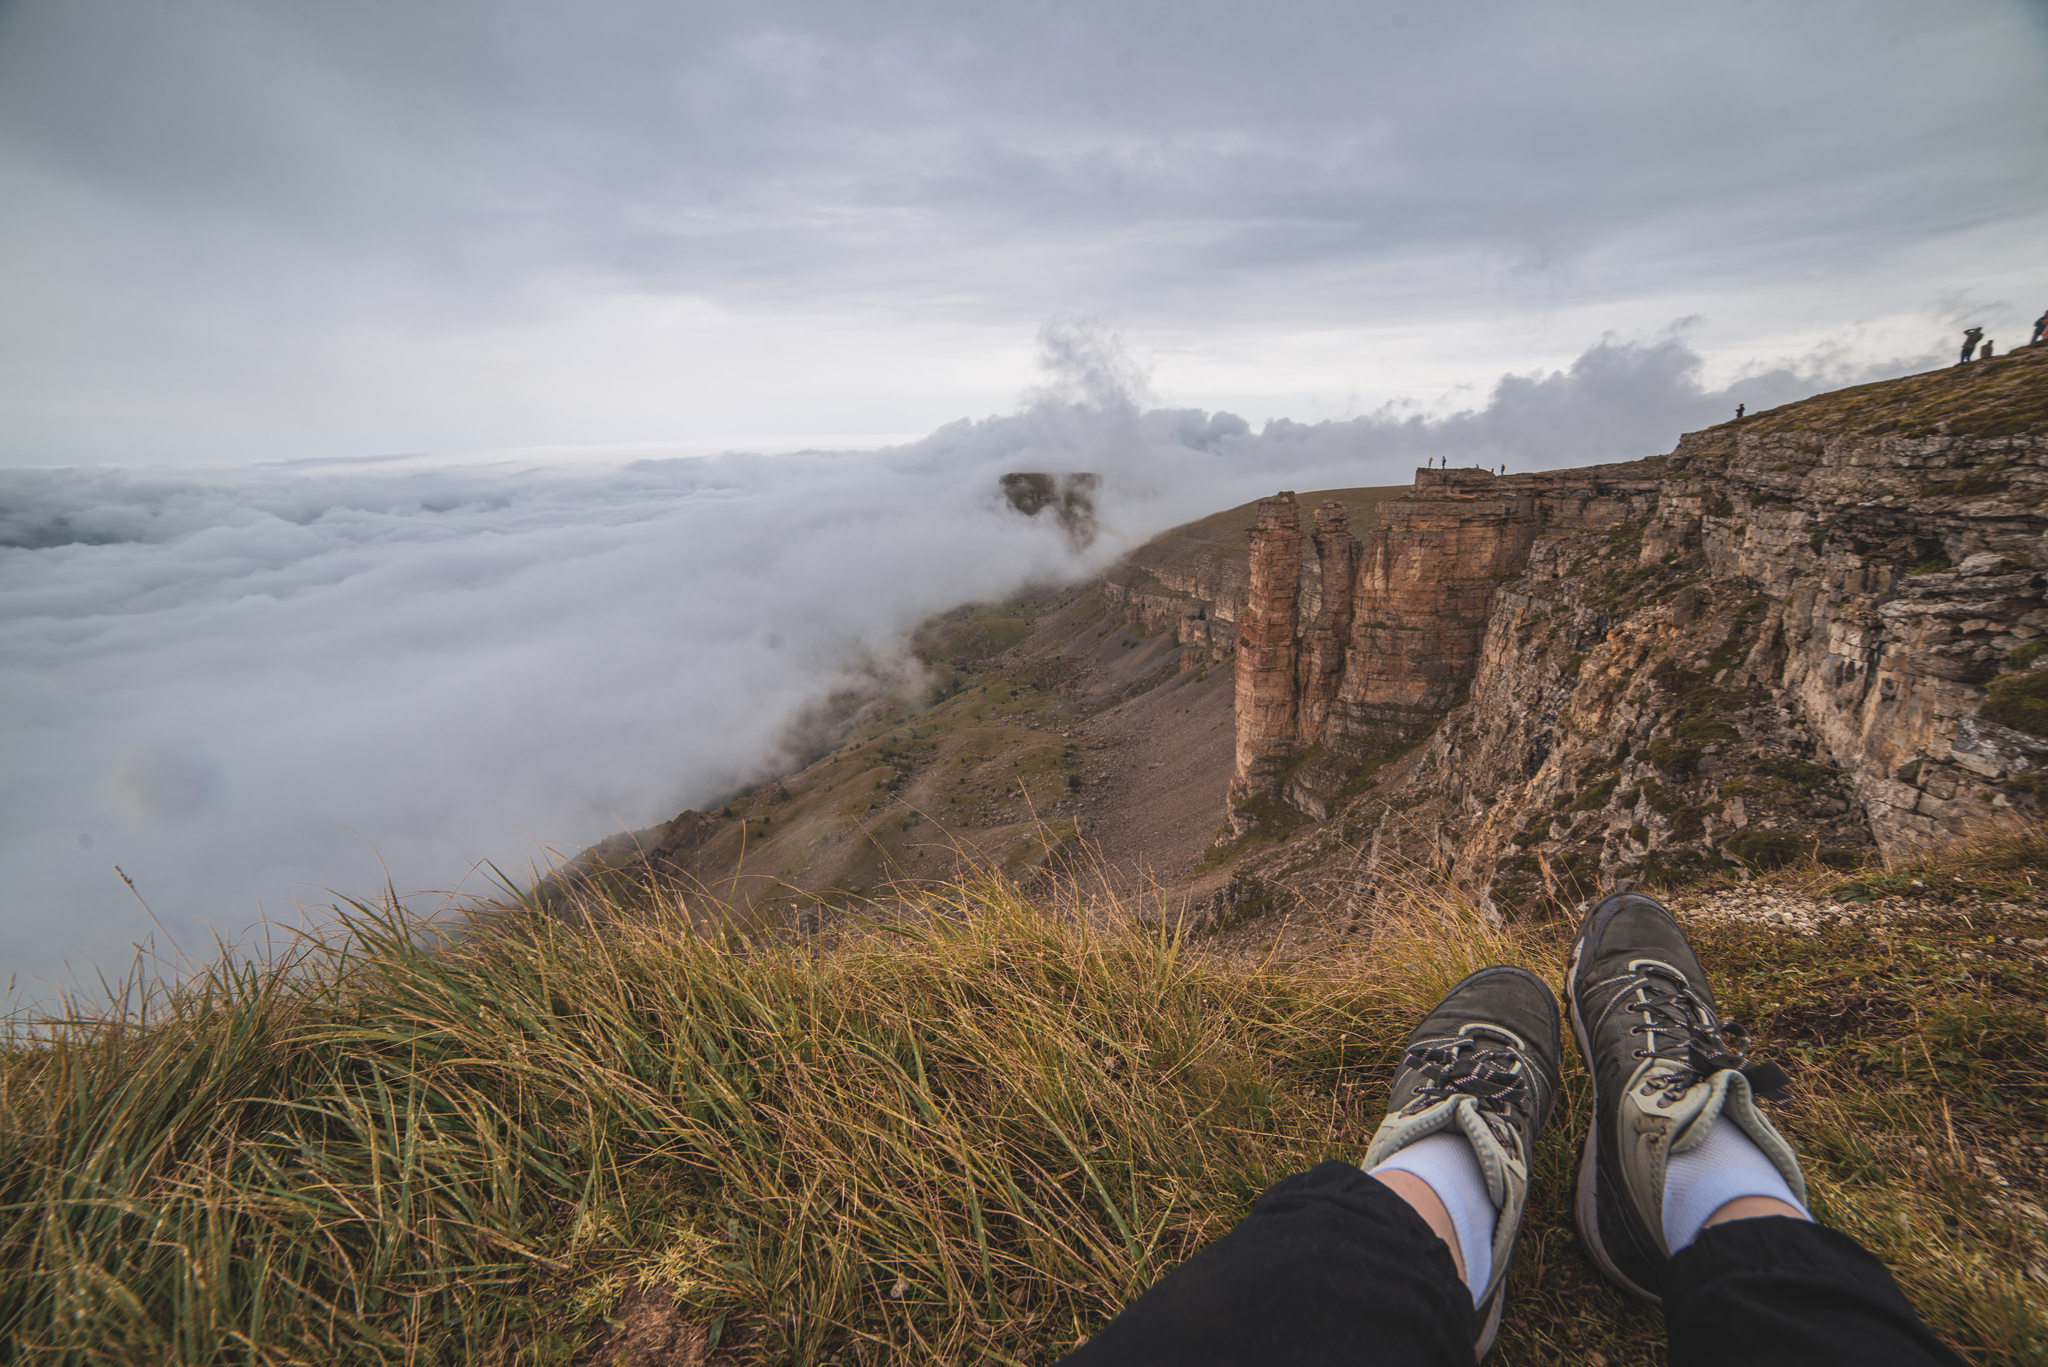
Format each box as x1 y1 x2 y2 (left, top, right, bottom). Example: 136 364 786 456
1960 326 1983 363
2033 310 2047 346
1736 404 1745 419
1983 340 1996 360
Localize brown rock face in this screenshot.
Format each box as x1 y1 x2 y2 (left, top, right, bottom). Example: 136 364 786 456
1298 501 1361 745
1226 493 1304 826
1219 345 2048 916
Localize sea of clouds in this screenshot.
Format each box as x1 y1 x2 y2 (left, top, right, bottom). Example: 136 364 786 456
0 327 1934 989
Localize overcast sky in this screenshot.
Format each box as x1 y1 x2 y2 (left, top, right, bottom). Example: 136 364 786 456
2 0 2044 465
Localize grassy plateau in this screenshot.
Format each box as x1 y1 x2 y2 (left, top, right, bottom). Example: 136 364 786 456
3 833 2046 1365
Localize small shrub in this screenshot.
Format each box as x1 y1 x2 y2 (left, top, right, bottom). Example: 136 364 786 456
1673 714 1740 745
1639 846 1706 887
2005 771 2048 801
1570 776 1620 812
1644 740 1702 776
1750 754 1836 786
1724 829 1807 871
1651 658 1701 691
1832 871 1913 902
1981 668 2048 739
2008 641 2045 671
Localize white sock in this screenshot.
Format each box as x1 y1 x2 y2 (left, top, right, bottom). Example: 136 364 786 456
1662 1116 1811 1253
1369 1132 1495 1304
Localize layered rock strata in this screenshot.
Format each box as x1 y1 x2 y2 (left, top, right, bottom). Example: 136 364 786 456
1226 494 1305 825
1221 463 1666 825
1224 344 2048 912
1099 485 1405 667
1297 501 1360 745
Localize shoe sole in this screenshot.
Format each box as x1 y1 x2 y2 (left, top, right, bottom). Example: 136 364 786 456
1475 1278 1507 1360
1426 964 1560 1359
1567 908 1664 1305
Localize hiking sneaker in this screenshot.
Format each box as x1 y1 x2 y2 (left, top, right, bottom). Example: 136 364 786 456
1566 891 1802 1302
1362 966 1562 1358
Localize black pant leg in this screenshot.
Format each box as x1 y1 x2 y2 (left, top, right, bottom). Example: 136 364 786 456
1664 1217 1966 1367
1058 1160 1476 1367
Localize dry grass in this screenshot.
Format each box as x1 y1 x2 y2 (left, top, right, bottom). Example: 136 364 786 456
2 843 2044 1365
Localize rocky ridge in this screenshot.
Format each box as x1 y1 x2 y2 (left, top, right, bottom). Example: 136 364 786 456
574 346 2048 934
1200 345 2048 916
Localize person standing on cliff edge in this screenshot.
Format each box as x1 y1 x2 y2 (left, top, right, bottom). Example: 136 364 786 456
2032 309 2046 346
1960 326 1984 363
1736 403 1745 419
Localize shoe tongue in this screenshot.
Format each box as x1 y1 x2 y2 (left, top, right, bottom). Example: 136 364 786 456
1660 1070 1723 1149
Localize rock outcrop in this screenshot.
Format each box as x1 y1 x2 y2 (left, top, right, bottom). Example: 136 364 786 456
1297 501 1360 745
1099 486 1406 667
1226 494 1305 826
1219 344 2048 910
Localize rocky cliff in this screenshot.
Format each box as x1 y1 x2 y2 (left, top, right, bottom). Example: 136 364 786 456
574 345 2048 933
1218 343 2048 914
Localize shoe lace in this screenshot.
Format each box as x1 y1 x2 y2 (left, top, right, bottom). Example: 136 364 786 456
1623 968 1791 1106
1398 1031 1535 1118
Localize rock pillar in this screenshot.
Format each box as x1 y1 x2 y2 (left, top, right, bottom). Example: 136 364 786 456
1298 500 1361 745
1227 493 1303 828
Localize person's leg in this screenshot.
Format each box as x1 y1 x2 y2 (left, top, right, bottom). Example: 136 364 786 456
1664 1214 1966 1367
1568 891 1965 1367
1055 1161 1476 1367
1060 966 1563 1367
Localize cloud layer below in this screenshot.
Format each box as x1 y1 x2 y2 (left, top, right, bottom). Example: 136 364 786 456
0 327 1932 985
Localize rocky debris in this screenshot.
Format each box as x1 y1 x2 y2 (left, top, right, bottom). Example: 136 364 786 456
1668 887 1928 934
1666 887 2048 961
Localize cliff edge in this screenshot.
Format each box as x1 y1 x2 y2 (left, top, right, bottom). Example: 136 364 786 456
577 344 2048 931
1216 342 2048 918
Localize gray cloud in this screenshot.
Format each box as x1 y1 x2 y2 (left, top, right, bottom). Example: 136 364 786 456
1 0 2041 463
0 322 1936 983
99 746 219 826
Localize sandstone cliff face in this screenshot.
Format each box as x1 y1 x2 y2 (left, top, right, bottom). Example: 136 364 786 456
1099 485 1405 667
1226 494 1304 826
1217 345 2048 912
1297 501 1360 746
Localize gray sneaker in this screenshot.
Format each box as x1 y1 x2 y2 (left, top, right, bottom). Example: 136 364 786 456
1565 891 1802 1302
1362 966 1561 1358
